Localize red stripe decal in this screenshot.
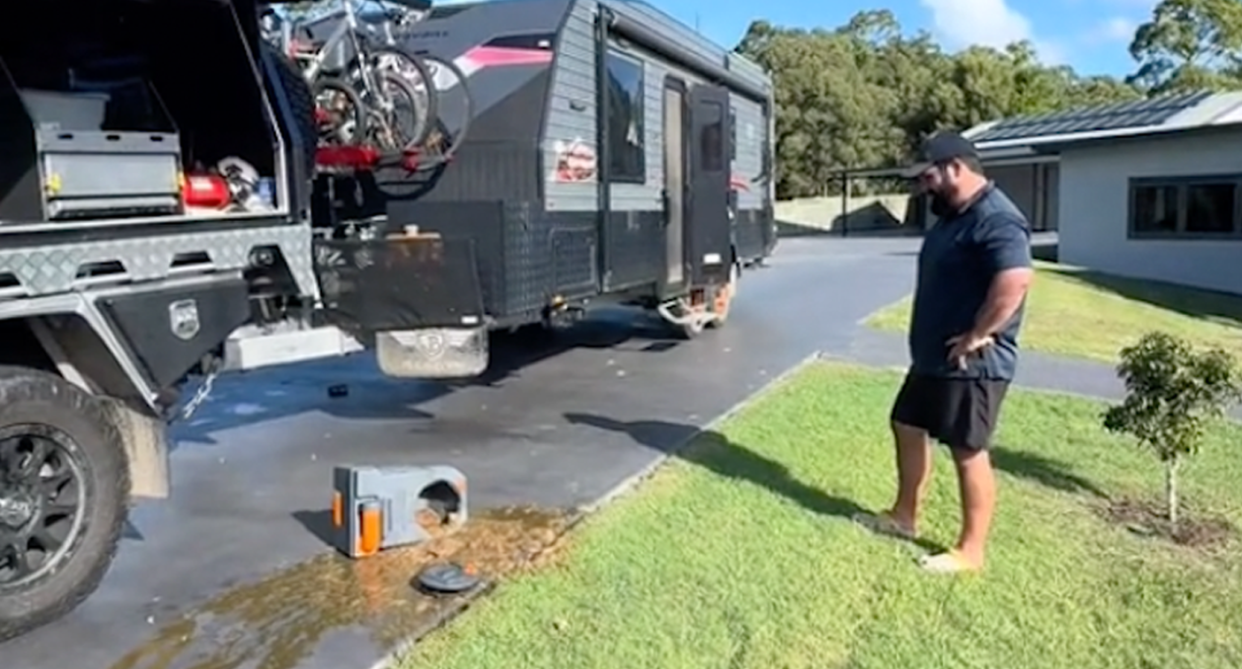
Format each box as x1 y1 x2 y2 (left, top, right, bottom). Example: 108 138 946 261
461 46 554 68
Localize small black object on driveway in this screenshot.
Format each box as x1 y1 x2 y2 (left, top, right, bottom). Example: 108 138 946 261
415 562 482 595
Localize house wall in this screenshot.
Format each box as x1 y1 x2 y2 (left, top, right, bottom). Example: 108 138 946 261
985 163 1058 231
541 0 771 212
1057 130 1242 294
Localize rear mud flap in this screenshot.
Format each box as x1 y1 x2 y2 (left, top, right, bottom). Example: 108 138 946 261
375 327 488 379
314 233 491 378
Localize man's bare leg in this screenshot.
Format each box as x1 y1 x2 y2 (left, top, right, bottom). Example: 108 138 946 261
887 421 933 533
948 447 995 567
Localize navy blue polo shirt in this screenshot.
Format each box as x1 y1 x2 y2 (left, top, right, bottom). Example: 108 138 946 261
908 182 1032 380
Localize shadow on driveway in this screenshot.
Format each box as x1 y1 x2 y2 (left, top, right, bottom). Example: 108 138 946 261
172 310 686 449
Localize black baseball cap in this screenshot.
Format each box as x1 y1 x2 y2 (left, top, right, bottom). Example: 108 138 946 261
901 130 979 178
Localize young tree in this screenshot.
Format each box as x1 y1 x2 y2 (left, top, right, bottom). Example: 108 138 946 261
1102 332 1242 529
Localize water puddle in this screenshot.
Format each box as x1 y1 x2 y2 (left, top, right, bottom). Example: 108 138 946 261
108 506 574 669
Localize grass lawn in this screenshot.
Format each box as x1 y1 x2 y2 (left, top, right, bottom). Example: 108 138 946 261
864 260 1242 364
398 360 1242 669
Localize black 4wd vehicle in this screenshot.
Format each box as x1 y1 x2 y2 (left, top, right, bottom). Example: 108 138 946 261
0 0 320 641
0 0 776 642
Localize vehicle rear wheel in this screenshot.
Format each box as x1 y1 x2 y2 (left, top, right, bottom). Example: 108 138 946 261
0 366 128 642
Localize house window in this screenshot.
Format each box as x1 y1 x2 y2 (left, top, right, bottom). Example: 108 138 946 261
1128 176 1242 238
604 49 645 183
1131 184 1179 234
1186 183 1236 233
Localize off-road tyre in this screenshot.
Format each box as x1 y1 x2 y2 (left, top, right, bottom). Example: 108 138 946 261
259 41 318 178
0 366 129 642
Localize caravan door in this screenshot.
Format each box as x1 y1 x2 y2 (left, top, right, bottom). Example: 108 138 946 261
685 84 732 287
661 77 688 293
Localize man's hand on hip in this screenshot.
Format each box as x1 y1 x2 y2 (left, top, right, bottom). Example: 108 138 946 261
946 332 994 370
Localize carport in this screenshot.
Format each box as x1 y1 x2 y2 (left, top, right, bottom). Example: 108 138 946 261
837 149 1059 233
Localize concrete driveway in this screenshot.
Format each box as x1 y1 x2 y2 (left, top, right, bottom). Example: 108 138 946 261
1 235 923 669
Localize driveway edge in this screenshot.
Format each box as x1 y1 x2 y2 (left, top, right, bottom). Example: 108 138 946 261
370 349 826 669
577 350 828 515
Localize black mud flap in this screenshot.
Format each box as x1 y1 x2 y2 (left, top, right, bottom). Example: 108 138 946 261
313 234 490 379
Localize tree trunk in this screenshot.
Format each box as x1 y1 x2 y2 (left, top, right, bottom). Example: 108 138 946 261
1165 456 1180 530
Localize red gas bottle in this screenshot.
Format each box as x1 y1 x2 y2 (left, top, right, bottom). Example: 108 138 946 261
181 173 231 209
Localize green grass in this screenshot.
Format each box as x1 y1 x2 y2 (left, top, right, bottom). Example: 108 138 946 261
398 361 1242 669
865 261 1242 364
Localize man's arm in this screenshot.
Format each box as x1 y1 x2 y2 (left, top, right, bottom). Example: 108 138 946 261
969 214 1033 339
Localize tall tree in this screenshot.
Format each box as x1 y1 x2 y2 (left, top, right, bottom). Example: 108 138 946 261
735 11 1142 198
1128 0 1242 94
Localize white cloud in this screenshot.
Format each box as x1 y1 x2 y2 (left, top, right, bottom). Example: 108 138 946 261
920 0 1031 49
1088 16 1138 44
919 0 1067 63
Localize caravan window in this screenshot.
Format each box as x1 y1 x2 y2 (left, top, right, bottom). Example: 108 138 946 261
729 109 736 162
605 49 646 183
700 101 725 172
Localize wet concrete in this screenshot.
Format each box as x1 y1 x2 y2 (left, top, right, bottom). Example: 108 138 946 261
1 236 922 669
106 507 571 669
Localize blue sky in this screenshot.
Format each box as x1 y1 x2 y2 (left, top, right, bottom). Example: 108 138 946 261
442 0 1159 77
655 0 1157 77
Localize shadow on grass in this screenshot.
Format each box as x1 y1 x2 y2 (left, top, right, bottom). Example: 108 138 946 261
1039 264 1242 328
991 446 1108 498
564 412 948 553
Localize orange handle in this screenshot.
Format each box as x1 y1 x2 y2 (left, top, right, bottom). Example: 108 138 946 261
359 502 383 557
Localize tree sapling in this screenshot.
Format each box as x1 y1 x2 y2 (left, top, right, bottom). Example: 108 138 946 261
1102 331 1242 530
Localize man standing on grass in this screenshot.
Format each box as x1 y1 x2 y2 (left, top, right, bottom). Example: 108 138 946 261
855 130 1033 574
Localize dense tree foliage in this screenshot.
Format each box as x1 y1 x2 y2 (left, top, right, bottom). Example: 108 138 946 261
1129 0 1242 94
741 3 1242 199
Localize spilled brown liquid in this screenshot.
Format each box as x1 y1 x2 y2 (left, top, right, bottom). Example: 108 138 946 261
108 506 572 669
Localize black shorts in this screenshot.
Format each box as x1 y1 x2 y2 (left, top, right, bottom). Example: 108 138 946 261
889 372 1010 451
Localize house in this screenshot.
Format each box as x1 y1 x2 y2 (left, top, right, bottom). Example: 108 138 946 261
962 90 1242 295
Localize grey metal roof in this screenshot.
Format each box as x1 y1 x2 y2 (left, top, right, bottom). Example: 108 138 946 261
963 90 1242 151
967 91 1210 144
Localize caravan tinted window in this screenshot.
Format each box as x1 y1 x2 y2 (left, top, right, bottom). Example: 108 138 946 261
729 109 736 161
605 50 645 183
700 101 725 172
